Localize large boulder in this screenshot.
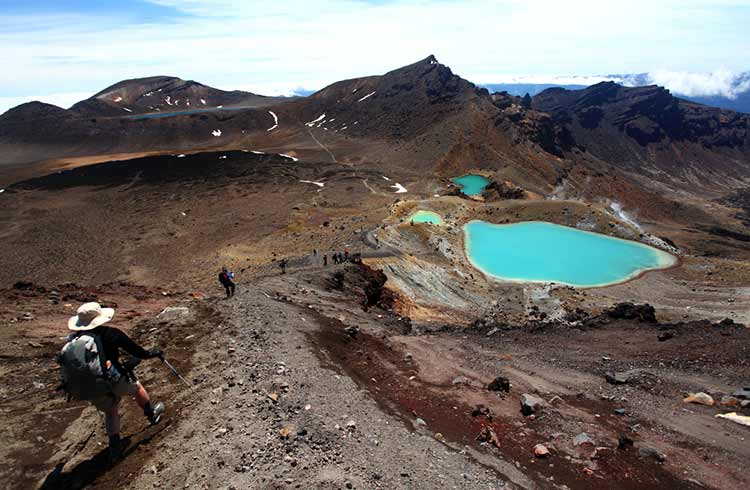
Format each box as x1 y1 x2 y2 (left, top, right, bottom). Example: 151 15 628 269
605 303 657 323
156 306 192 324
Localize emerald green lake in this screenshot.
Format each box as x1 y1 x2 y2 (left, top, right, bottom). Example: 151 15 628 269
464 221 677 287
409 210 443 225
452 174 490 196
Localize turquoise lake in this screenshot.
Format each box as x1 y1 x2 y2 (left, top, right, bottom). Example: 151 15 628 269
452 174 490 196
410 210 443 225
464 221 677 287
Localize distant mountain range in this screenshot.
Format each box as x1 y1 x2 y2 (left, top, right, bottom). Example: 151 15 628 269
481 71 750 113
2 55 749 219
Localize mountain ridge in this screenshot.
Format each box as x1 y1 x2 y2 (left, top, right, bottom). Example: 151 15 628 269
1 56 749 212
482 70 750 113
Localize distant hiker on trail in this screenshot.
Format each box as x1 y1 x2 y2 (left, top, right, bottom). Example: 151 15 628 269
344 250 350 262
218 267 235 298
279 258 288 274
58 302 165 462
323 254 328 266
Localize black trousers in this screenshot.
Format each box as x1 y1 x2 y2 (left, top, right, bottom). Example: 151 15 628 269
223 282 235 297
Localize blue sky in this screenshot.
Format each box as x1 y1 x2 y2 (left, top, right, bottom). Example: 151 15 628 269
1 0 749 112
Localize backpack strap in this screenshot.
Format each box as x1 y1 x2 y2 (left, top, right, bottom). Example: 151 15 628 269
90 333 111 380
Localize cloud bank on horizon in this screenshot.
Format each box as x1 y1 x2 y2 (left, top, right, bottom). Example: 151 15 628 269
1 0 749 113
486 69 750 100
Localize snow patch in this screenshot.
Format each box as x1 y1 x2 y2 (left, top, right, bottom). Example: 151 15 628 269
300 180 325 188
251 150 265 155
357 91 376 102
200 98 206 105
0 189 5 194
341 126 348 131
212 129 222 137
122 107 133 112
177 154 186 158
279 153 299 162
113 96 123 103
219 155 227 159
217 105 223 109
186 99 190 106
165 96 172 106
305 114 326 127
382 176 391 181
391 183 407 193
267 111 279 131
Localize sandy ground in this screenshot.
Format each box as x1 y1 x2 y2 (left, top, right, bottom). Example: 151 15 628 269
1 152 749 489
2 259 748 490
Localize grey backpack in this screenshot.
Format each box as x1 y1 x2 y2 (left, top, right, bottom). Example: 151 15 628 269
59 333 114 400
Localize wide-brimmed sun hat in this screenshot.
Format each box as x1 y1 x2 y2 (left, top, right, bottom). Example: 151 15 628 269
68 302 115 331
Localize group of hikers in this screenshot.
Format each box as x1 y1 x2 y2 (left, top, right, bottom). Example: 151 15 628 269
57 249 367 466
217 249 360 298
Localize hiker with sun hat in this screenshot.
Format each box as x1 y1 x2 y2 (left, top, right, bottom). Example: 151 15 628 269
58 302 165 461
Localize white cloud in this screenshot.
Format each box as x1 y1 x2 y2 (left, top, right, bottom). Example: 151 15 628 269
475 74 628 86
225 82 320 97
0 0 748 107
478 69 750 99
647 69 750 99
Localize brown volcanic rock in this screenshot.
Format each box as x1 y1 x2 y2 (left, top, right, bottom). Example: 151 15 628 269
71 76 274 116
2 55 750 216
532 82 750 182
0 101 73 123
295 55 489 141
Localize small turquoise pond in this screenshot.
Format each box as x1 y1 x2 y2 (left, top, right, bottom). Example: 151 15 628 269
410 210 443 225
464 221 677 287
452 174 491 196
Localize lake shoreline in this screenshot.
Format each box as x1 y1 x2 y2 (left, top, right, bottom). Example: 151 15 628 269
463 220 680 289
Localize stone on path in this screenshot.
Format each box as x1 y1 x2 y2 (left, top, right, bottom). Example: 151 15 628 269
520 394 544 416
683 392 714 406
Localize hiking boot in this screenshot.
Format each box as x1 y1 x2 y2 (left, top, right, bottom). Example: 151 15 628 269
147 401 165 425
108 435 124 463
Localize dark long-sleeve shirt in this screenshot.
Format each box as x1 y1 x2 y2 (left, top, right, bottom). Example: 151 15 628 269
89 325 152 374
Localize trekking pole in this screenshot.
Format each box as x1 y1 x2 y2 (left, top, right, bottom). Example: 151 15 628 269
161 358 194 391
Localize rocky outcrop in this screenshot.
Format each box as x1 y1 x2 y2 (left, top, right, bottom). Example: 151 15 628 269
604 303 657 323
298 55 487 142
482 180 526 201
490 92 575 156
532 82 750 181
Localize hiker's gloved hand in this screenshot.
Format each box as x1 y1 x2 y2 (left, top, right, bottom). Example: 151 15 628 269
122 356 142 371
147 349 164 360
